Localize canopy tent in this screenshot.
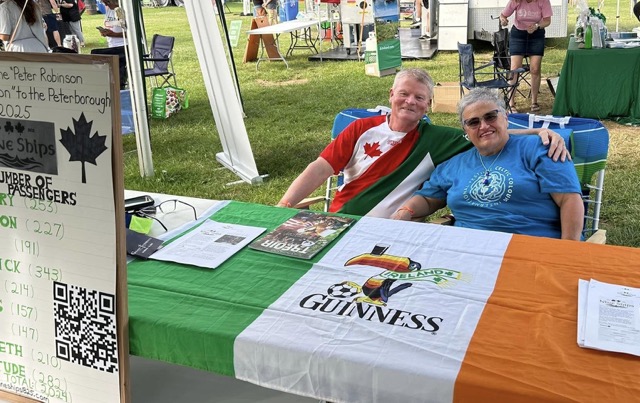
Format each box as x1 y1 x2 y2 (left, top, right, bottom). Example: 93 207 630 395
120 0 261 183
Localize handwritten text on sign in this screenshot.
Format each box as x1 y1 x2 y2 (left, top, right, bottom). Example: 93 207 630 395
0 56 120 403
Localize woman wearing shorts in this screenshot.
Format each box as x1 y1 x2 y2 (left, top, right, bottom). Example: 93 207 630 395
499 0 552 113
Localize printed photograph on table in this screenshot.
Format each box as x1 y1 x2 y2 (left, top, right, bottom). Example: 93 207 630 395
249 211 355 259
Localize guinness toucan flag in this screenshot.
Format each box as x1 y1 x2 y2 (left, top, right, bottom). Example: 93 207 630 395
128 202 640 403
234 217 510 402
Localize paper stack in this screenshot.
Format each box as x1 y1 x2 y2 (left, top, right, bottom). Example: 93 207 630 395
577 279 640 356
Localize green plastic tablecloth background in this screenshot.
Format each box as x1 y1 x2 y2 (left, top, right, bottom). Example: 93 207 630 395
552 37 640 125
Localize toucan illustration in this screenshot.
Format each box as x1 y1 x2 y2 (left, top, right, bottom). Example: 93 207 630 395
343 244 421 306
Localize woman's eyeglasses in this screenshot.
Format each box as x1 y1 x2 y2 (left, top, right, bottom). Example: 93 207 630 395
134 200 198 232
463 110 500 129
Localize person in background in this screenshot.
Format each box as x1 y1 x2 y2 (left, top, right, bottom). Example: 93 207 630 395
91 0 127 89
499 0 552 113
263 0 277 25
392 88 583 241
253 0 266 17
0 0 49 52
634 1 640 22
37 0 61 47
277 68 568 218
413 0 429 40
59 0 84 46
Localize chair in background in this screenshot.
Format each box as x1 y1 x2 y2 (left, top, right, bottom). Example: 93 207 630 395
295 107 432 211
143 34 177 88
492 27 531 100
457 42 524 113
508 113 610 243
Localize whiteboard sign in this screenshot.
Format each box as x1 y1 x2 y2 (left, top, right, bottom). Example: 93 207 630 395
0 54 127 403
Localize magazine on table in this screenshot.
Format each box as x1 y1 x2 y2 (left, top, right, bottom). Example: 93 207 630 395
150 220 266 269
249 210 355 259
577 278 640 357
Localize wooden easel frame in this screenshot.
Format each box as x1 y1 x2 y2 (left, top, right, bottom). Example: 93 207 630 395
243 16 280 63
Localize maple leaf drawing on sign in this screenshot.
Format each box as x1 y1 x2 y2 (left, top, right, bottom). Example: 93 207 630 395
59 113 108 184
363 142 382 158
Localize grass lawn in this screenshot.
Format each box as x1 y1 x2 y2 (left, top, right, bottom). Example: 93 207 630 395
81 2 640 247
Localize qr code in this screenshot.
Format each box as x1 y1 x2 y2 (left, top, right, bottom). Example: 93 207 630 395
53 282 119 373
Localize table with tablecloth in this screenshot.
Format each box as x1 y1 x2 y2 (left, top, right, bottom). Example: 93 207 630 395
127 199 640 403
552 37 640 125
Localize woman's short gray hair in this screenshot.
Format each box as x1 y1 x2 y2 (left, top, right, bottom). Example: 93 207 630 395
393 68 435 100
457 88 506 125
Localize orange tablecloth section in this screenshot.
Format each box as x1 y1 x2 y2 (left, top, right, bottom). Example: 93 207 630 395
456 236 640 402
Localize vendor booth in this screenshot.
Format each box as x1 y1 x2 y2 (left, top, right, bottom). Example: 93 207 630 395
552 36 640 125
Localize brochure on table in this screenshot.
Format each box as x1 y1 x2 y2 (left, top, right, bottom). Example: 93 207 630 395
150 220 266 269
577 279 640 357
0 54 126 402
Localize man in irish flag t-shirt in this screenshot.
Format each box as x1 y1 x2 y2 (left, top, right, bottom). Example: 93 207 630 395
277 68 567 218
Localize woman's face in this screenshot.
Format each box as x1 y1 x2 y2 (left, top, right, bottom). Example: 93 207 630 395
461 101 509 155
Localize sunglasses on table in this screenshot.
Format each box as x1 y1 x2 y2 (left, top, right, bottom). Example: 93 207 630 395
140 199 198 218
463 110 501 129
134 199 198 232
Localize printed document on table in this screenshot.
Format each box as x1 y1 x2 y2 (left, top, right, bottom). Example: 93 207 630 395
150 220 266 269
582 279 640 356
577 279 589 346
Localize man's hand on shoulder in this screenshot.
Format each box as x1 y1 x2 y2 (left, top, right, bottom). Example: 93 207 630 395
537 128 570 162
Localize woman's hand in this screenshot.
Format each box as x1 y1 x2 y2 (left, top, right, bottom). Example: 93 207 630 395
526 23 539 34
100 28 115 37
499 15 509 27
391 207 414 221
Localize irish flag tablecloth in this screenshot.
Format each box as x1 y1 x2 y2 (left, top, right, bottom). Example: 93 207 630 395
127 201 640 403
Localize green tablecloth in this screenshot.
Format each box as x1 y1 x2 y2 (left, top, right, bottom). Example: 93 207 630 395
127 202 352 376
552 37 640 125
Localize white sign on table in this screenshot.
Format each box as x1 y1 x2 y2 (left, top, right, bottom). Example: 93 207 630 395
0 54 127 402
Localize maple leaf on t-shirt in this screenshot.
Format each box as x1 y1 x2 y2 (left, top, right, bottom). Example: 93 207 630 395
363 142 382 158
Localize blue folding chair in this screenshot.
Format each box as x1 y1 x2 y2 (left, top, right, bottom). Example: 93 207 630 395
508 113 609 242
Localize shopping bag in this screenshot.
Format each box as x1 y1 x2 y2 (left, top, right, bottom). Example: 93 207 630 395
151 86 189 119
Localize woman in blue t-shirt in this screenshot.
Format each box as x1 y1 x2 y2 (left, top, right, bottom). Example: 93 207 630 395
391 88 584 241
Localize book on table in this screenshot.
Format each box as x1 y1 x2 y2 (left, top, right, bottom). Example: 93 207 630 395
249 211 355 259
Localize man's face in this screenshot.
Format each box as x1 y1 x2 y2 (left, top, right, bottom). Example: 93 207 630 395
389 77 431 125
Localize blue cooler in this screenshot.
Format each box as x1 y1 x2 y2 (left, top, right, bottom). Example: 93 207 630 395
121 90 135 135
279 0 299 22
96 0 106 14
